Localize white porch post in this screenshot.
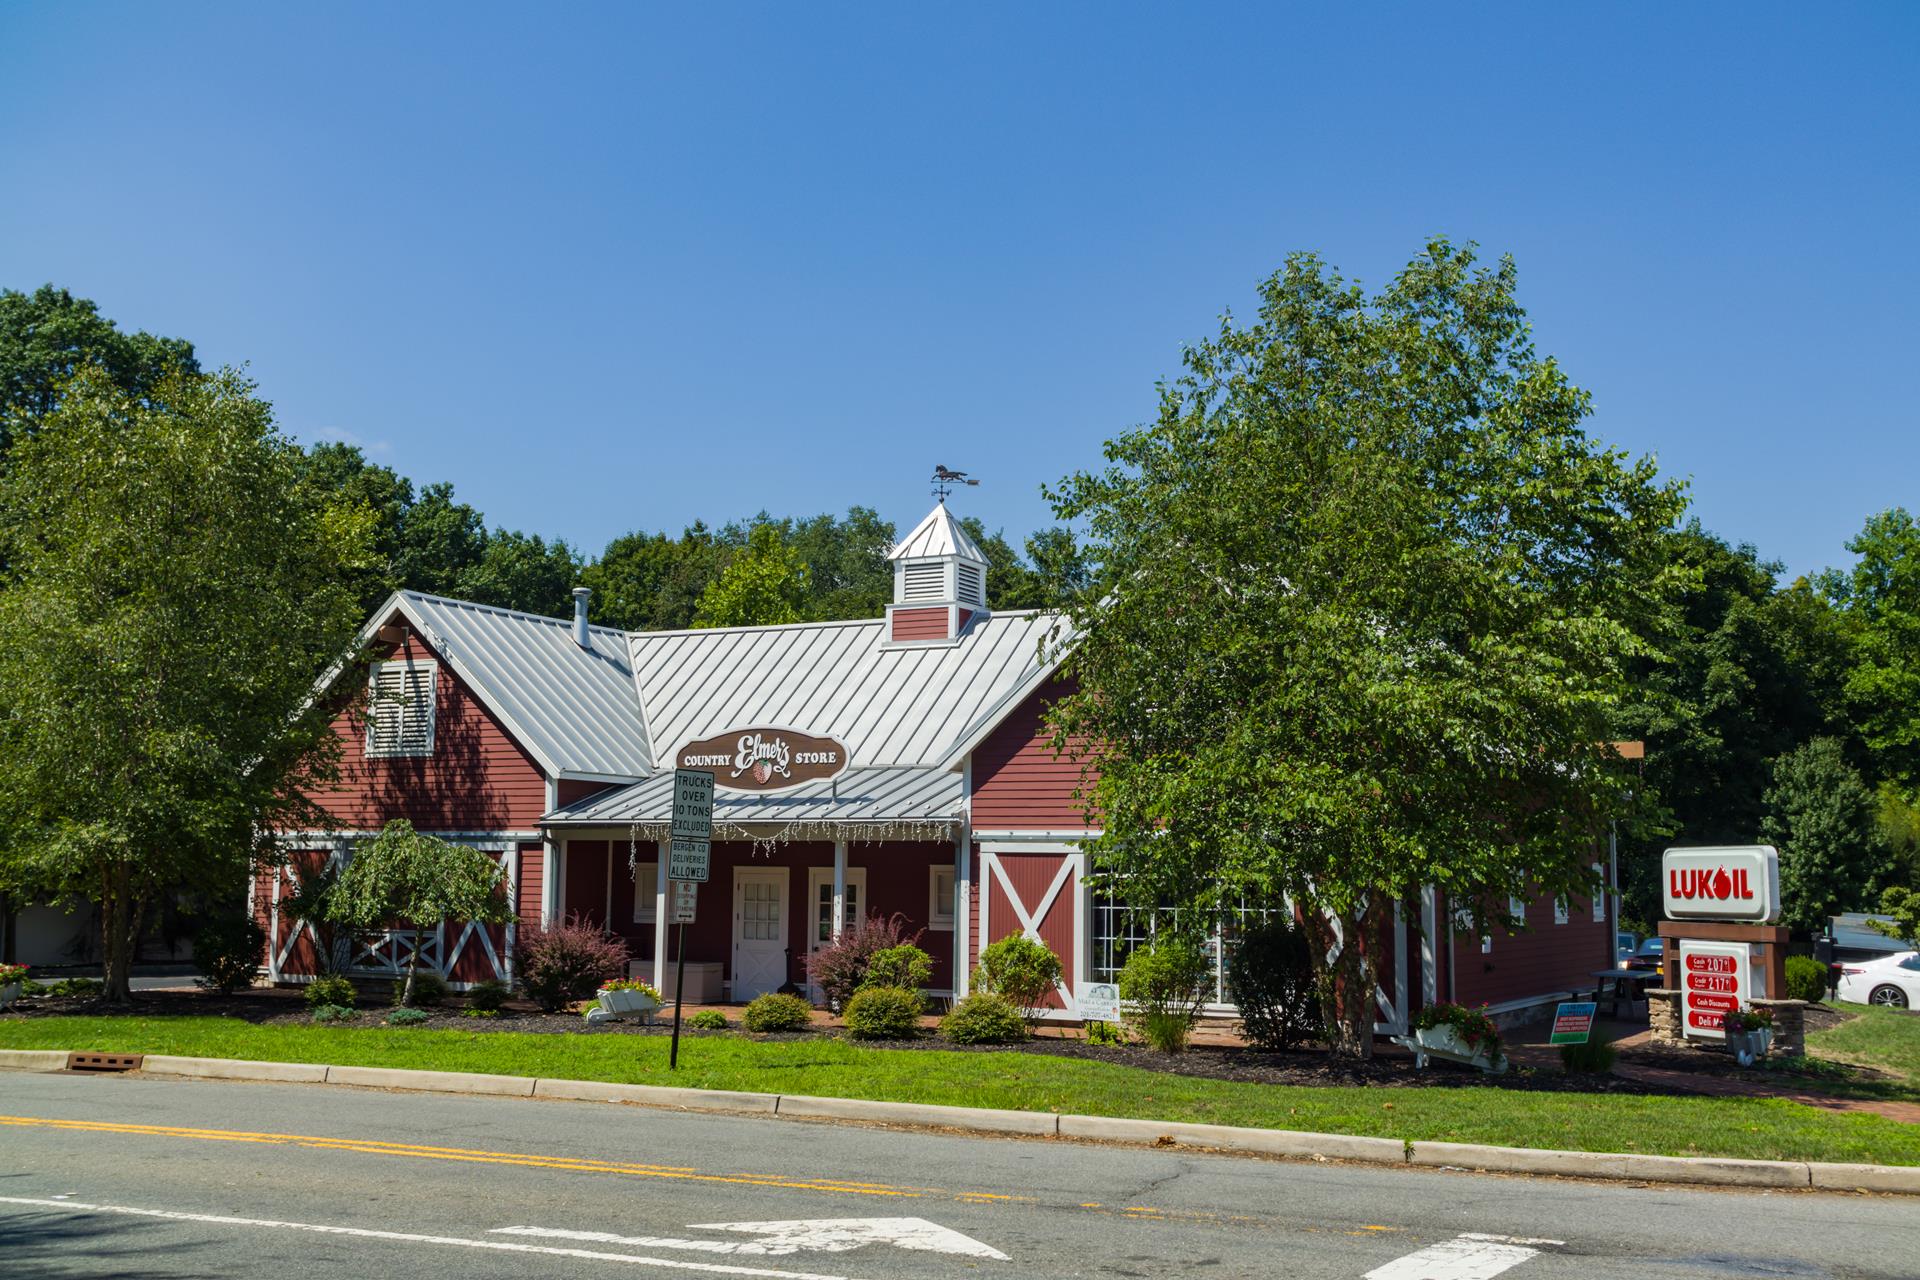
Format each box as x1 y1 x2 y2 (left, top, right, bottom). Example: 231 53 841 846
831 839 848 939
540 780 560 929
653 838 669 988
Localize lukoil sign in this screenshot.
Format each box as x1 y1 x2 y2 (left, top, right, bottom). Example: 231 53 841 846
1678 939 1751 1041
1661 846 1780 923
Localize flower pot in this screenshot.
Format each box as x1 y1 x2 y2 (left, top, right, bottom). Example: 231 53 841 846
0 982 19 1011
597 989 660 1022
1409 1023 1507 1074
1727 1027 1773 1068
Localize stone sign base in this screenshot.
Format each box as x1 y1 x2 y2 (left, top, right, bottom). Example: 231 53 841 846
1648 989 1807 1058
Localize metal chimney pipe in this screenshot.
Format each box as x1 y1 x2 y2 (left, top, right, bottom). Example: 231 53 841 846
571 587 592 649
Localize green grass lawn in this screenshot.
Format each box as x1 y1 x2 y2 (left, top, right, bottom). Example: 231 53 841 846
1808 1003 1920 1087
4 1014 1918 1166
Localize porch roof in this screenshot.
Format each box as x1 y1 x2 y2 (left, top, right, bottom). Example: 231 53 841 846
541 765 963 833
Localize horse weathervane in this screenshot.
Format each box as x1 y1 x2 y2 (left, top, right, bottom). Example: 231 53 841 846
931 464 980 504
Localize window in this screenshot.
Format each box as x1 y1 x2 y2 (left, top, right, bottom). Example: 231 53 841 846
1591 862 1606 922
929 867 956 929
631 862 659 925
1554 895 1570 926
366 661 436 758
808 869 864 945
1090 889 1281 1006
1508 893 1526 926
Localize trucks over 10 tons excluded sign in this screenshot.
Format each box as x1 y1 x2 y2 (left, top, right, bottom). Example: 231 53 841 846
1678 939 1751 1041
669 769 714 883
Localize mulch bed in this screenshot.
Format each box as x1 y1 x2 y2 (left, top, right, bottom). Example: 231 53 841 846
3 987 1679 1095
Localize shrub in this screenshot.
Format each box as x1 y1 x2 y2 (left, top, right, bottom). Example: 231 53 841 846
742 991 814 1032
1118 938 1210 1053
843 985 923 1039
971 936 1064 1022
1785 954 1828 1003
1226 915 1321 1050
394 970 448 1007
193 916 266 994
305 974 359 1009
805 913 924 1011
466 978 510 1012
461 1007 498 1019
864 943 934 992
518 914 630 1012
1085 1019 1129 1047
687 1009 729 1030
310 1004 357 1023
940 993 1027 1044
1559 1033 1617 1074
386 1007 431 1026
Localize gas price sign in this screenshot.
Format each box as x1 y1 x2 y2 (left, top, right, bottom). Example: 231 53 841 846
1677 939 1750 1041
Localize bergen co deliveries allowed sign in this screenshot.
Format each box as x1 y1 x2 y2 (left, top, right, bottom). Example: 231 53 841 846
1678 939 1750 1041
1662 846 1780 923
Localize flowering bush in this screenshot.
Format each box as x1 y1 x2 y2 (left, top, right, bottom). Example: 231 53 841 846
518 914 629 1011
1411 1002 1504 1059
600 979 662 1000
1722 1005 1775 1034
805 913 924 1011
0 963 29 987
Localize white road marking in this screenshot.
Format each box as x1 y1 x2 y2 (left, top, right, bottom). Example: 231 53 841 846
496 1217 1009 1261
1365 1232 1565 1280
0 1195 854 1280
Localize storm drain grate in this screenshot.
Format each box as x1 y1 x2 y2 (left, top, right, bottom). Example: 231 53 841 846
66 1052 143 1073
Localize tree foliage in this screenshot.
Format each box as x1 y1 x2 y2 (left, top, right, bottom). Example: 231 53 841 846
327 819 512 1005
1760 738 1892 932
694 523 812 628
1047 242 1687 1055
1823 509 1920 795
0 366 372 1000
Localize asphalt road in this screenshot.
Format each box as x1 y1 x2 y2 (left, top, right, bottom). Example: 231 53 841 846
0 1071 1913 1279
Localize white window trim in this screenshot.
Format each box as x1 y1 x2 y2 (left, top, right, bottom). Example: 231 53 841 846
1554 894 1571 925
928 865 956 929
366 659 437 759
1591 862 1606 922
806 866 866 951
631 861 659 925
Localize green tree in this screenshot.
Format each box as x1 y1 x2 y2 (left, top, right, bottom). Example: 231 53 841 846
1760 738 1892 933
693 523 811 628
1823 509 1920 795
0 366 372 1001
584 523 726 631
0 284 199 458
326 819 512 1006
457 528 581 618
1046 242 1687 1056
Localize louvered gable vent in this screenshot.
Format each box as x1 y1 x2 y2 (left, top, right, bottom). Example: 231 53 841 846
366 660 436 758
901 561 946 603
956 562 985 608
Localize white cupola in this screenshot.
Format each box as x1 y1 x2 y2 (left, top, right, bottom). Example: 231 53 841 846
885 502 989 643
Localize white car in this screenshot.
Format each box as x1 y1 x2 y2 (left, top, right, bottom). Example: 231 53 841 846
1836 951 1920 1009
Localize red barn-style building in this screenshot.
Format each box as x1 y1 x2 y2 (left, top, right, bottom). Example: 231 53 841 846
264 501 1619 1031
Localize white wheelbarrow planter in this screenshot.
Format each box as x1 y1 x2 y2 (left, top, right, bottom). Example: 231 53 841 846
0 982 19 1011
1726 1027 1773 1068
595 988 661 1023
1396 1023 1508 1074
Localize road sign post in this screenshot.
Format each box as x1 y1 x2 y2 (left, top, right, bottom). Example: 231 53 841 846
668 770 713 1071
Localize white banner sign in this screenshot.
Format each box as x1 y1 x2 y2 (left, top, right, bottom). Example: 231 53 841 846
1678 939 1751 1041
1076 982 1119 1023
1662 846 1780 923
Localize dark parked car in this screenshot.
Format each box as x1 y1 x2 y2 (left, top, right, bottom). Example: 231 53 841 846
1624 937 1665 973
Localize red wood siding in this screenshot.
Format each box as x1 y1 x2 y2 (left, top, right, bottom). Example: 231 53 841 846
890 607 949 641
301 632 547 832
1445 879 1613 1010
969 681 1096 833
980 850 1076 1009
556 778 619 808
517 843 544 923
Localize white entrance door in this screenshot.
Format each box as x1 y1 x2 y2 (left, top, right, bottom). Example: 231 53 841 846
805 866 866 1001
731 867 789 1001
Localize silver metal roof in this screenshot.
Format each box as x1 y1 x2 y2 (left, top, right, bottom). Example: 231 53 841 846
545 765 961 828
390 591 653 779
627 609 1062 770
888 502 989 563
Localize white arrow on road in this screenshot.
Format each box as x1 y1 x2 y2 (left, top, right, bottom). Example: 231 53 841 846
1365 1232 1564 1280
494 1217 1009 1261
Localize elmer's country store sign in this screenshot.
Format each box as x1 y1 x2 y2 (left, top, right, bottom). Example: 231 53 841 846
1661 846 1780 923
676 728 849 793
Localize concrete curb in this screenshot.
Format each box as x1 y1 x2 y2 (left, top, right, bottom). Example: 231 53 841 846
2 1048 1914 1194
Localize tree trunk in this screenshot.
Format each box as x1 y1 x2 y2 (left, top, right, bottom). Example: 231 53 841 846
100 863 138 1005
401 932 419 1008
1305 901 1378 1060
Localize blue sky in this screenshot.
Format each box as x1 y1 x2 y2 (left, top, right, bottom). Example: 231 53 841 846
2 4 1914 580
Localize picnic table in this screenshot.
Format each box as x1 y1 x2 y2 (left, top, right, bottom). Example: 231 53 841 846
1590 967 1656 1017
